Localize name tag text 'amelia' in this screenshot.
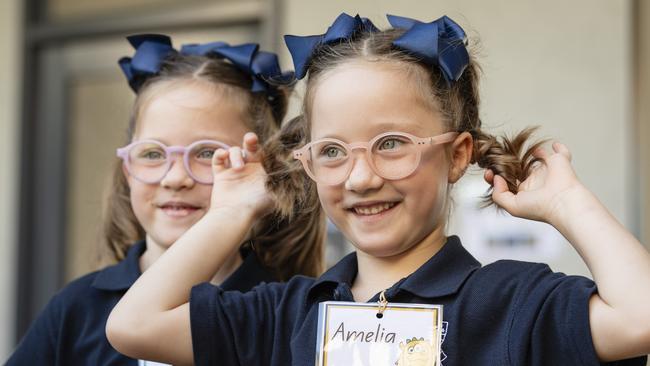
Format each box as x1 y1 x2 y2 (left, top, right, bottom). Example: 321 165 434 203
331 322 397 343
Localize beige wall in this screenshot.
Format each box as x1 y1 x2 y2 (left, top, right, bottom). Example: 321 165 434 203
0 0 20 358
639 0 650 245
282 0 635 276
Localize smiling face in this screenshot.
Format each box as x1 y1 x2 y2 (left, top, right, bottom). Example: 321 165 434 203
309 61 455 258
127 79 250 250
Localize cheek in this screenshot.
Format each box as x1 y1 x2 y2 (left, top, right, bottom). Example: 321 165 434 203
316 184 341 217
127 179 153 211
195 185 213 208
402 157 449 216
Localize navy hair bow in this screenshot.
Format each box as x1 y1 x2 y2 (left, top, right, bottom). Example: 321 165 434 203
284 13 378 79
387 14 469 82
118 34 294 93
283 13 469 82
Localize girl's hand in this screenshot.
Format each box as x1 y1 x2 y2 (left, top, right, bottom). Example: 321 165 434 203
484 142 588 225
209 132 274 219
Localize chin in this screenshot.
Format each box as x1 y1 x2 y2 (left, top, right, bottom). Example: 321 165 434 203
351 236 409 258
148 229 187 249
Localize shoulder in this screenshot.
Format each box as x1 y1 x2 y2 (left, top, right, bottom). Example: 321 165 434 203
8 269 125 363
465 260 548 292
464 260 595 306
40 266 128 326
476 259 588 285
55 269 120 305
42 270 103 314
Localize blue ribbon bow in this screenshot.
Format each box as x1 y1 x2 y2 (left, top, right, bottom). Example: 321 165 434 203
118 34 294 93
283 13 469 82
387 14 469 82
284 13 378 79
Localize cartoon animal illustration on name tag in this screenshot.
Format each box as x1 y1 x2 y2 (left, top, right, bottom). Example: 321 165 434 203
395 337 436 366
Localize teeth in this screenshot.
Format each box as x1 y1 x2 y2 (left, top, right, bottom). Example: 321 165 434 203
162 205 194 210
353 202 396 215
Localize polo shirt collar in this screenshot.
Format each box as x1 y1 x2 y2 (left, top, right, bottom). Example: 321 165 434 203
397 235 481 298
92 240 145 291
307 235 481 303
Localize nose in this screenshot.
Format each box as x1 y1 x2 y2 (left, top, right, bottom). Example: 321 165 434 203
344 153 384 193
160 154 194 190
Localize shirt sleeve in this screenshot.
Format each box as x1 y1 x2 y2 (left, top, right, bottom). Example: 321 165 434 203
507 264 647 366
190 282 286 366
6 296 60 365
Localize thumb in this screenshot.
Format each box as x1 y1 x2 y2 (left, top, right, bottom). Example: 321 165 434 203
242 132 262 163
491 175 518 214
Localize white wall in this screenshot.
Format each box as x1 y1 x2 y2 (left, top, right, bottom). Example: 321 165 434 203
0 0 21 359
281 0 634 276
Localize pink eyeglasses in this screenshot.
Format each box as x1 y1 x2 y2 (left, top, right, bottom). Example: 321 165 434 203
117 139 230 184
293 131 458 185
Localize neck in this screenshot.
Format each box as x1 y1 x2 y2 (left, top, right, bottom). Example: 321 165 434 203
351 227 447 302
139 235 243 284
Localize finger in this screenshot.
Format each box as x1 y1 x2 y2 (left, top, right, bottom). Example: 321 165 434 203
491 175 519 214
229 146 245 170
552 141 572 162
242 132 261 162
212 148 230 171
484 169 494 185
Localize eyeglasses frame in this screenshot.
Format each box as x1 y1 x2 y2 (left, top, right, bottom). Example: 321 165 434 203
116 139 230 184
292 131 459 185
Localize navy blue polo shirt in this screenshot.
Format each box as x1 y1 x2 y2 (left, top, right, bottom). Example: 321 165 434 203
7 240 276 366
190 236 647 366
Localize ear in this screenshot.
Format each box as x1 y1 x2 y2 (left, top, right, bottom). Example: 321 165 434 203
448 131 473 183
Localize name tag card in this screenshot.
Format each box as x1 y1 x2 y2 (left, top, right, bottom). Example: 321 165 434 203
315 301 443 366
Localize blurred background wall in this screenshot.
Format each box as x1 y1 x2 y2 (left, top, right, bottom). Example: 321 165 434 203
0 0 21 358
1 0 648 360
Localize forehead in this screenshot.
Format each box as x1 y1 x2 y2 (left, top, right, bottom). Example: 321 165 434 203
309 60 444 141
134 80 250 146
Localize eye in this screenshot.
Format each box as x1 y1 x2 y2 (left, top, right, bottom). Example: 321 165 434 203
319 145 346 159
414 344 422 352
195 148 216 160
408 347 414 354
140 149 165 160
377 136 407 151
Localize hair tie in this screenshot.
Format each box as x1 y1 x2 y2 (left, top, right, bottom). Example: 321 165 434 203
118 34 294 93
283 13 470 82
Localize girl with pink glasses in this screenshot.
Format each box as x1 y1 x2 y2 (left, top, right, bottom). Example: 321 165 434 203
8 34 324 365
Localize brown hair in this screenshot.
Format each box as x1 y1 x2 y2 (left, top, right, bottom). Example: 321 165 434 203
264 26 545 220
100 52 325 279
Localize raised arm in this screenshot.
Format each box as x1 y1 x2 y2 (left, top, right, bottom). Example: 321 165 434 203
106 133 273 365
486 142 650 361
